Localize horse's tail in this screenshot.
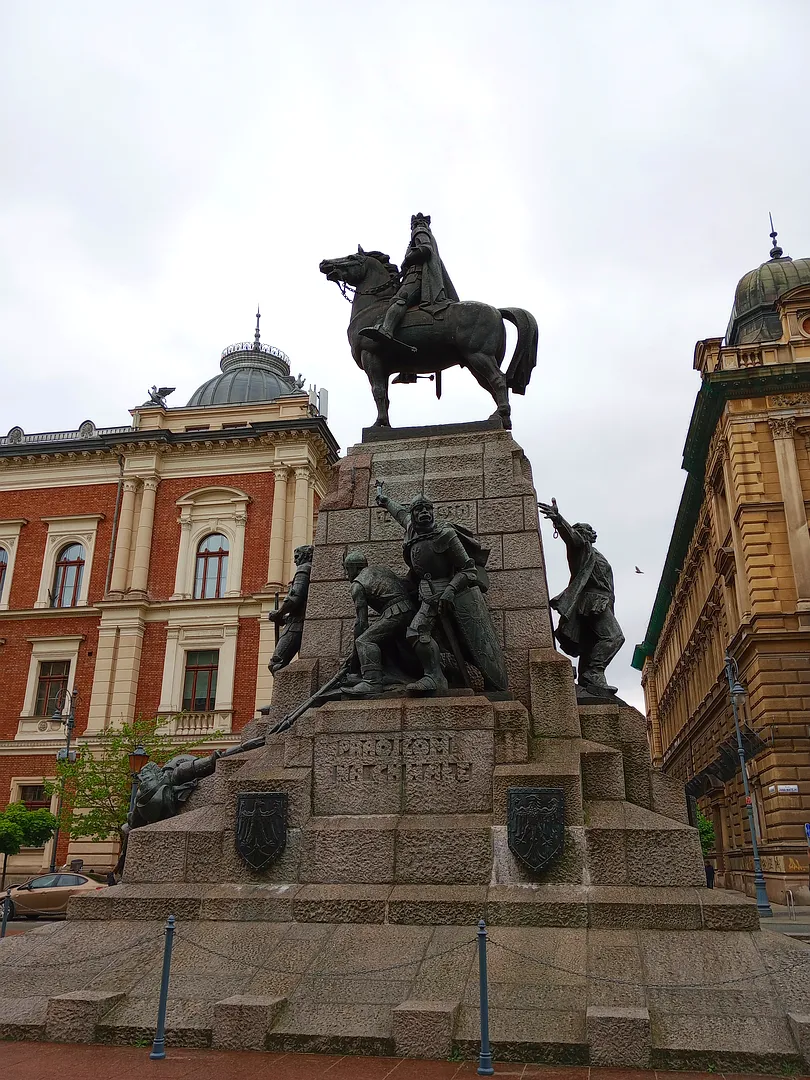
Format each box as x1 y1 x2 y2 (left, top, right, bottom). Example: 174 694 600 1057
499 307 538 394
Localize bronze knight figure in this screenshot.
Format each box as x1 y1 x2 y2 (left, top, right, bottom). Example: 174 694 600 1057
376 484 508 693
268 544 314 674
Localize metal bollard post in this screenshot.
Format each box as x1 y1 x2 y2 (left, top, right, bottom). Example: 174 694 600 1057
150 914 176 1060
477 918 494 1076
1 891 10 939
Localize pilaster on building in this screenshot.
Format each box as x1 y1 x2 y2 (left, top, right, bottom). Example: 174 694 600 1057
0 322 338 879
635 235 810 905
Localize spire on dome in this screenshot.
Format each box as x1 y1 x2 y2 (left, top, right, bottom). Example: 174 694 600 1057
254 305 262 350
768 212 784 260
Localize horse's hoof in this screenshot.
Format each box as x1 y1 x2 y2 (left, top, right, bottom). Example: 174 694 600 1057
371 420 391 429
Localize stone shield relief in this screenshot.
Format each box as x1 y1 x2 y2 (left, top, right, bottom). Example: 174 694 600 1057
507 787 565 874
235 792 288 871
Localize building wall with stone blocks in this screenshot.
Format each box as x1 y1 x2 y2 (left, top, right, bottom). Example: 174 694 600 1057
638 279 810 905
0 382 337 881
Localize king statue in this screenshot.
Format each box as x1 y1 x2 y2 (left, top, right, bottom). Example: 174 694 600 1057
361 212 459 349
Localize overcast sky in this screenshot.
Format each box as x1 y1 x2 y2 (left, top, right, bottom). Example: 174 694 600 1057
3 1 810 707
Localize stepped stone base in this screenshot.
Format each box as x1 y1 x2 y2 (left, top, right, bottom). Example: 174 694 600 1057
2 425 809 1069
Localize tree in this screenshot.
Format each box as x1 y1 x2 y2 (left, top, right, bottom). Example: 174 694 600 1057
0 804 57 888
44 717 220 845
697 808 715 857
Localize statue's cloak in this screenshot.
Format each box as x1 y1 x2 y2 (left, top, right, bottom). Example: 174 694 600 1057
550 544 615 657
408 221 459 307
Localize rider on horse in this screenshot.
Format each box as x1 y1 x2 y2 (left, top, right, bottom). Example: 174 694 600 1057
361 213 459 348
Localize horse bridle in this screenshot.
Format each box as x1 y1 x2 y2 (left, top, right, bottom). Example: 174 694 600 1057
329 258 399 303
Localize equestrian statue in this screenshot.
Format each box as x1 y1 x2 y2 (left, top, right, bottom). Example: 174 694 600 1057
320 213 538 429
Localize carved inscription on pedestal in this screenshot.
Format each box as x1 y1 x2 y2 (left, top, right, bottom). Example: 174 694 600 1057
332 733 472 784
312 728 494 816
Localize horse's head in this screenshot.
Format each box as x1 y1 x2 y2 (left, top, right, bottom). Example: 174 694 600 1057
319 247 370 287
320 247 400 292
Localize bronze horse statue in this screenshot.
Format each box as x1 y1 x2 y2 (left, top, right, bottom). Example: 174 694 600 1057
319 248 538 428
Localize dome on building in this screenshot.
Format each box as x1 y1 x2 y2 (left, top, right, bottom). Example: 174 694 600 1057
726 228 810 346
186 310 304 407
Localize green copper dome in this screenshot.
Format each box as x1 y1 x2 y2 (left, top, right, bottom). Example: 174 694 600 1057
726 251 810 346
186 311 305 407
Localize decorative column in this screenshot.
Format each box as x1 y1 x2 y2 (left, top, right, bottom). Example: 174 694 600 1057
109 478 138 594
130 476 159 594
307 474 316 545
290 465 311 578
266 467 289 588
769 416 810 608
720 448 751 618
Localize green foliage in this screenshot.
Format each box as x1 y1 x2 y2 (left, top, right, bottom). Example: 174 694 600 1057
2 803 57 848
0 817 25 858
697 808 716 857
44 716 220 844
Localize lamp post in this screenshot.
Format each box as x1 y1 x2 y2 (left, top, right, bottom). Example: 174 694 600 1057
49 688 79 874
128 743 150 817
723 654 773 918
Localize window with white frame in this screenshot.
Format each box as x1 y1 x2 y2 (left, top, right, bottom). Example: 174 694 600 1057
35 515 102 609
172 488 248 600
17 636 83 740
0 519 26 610
157 623 237 732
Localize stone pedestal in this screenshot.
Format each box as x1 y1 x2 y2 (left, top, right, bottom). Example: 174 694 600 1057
2 424 809 1070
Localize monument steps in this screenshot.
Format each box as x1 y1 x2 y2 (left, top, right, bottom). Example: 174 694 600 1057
69 881 760 931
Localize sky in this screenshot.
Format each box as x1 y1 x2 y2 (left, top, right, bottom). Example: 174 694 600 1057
3 0 810 708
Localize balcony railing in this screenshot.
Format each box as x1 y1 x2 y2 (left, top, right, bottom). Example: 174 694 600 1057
156 710 232 737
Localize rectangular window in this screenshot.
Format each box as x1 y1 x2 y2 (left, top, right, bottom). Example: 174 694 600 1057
34 660 70 716
19 783 49 811
182 650 219 712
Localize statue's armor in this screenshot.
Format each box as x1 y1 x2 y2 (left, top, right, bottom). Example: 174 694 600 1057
354 566 412 617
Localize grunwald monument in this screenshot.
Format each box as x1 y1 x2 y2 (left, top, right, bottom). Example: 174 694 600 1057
2 216 809 1070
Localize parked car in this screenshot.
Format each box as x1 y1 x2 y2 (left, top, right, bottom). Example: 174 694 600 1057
6 873 108 918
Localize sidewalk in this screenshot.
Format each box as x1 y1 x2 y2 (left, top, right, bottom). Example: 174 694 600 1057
0 1044 807 1080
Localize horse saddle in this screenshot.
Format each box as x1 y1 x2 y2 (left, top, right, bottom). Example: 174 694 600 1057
361 300 454 355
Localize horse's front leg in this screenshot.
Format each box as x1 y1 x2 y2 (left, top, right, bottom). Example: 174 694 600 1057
360 349 390 427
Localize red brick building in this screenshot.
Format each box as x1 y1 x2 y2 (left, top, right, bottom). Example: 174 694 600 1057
0 326 337 878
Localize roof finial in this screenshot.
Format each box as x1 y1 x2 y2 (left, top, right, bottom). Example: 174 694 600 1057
254 304 262 349
769 212 783 259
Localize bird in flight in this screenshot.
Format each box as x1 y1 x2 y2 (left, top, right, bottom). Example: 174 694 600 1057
635 566 644 574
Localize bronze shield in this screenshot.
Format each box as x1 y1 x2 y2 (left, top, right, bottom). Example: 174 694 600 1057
507 787 565 874
235 792 288 871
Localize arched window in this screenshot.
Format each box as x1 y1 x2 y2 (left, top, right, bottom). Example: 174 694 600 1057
51 543 85 608
194 533 229 599
0 548 7 603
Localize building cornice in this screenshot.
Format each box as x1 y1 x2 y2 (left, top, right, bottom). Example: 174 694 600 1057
0 415 340 467
633 361 810 670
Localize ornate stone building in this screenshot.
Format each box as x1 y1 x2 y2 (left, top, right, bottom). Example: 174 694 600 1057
0 322 338 879
634 233 810 905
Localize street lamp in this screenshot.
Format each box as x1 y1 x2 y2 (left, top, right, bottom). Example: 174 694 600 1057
128 743 150 816
723 654 773 918
49 687 79 873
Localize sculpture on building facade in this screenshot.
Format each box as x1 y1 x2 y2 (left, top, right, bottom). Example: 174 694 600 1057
538 499 625 694
319 213 537 429
268 544 314 674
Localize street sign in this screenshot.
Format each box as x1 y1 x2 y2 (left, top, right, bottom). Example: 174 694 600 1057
805 822 810 847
